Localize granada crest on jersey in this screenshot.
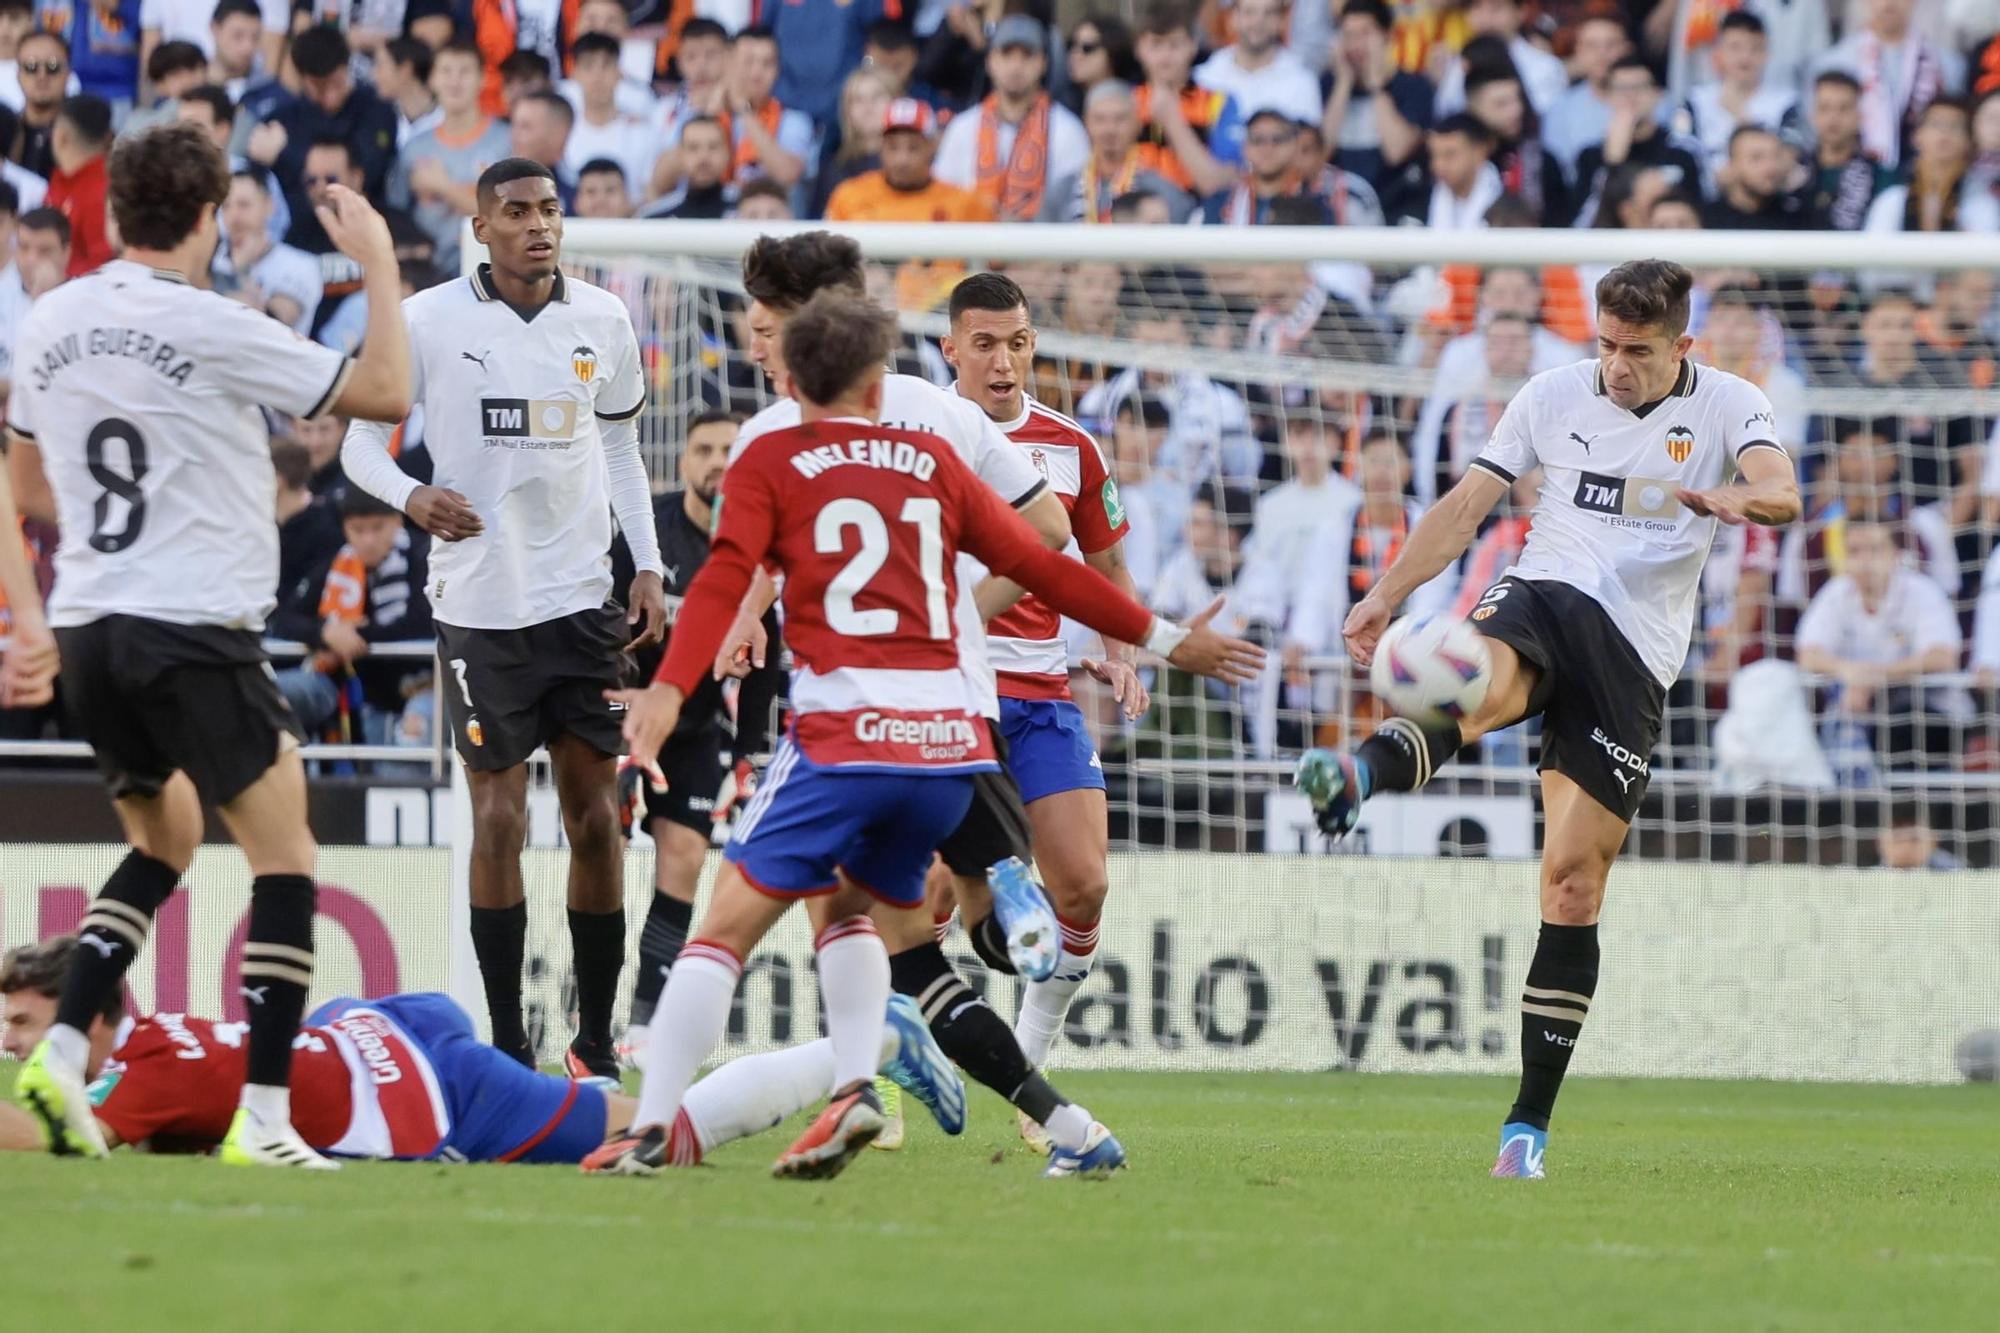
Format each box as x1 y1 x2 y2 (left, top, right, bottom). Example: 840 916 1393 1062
572 345 598 382
1664 425 1695 464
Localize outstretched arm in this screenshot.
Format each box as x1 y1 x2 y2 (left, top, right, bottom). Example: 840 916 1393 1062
1678 445 1801 528
1344 468 1508 667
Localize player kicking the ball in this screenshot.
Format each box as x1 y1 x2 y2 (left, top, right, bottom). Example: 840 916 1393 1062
941 273 1148 1152
1298 261 1799 1179
5 122 412 1168
585 291 1260 1181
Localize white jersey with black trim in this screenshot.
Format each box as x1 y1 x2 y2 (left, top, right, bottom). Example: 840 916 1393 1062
5 260 352 630
1472 358 1784 687
732 373 1051 719
343 266 654 631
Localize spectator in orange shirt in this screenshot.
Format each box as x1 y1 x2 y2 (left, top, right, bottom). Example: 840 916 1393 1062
1131 0 1244 198
45 94 114 277
827 98 993 310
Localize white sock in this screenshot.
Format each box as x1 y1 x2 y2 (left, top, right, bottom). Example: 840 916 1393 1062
45 1022 89 1077
633 942 742 1131
814 916 891 1090
1044 1101 1094 1152
1014 922 1100 1066
239 1083 291 1126
682 1022 903 1158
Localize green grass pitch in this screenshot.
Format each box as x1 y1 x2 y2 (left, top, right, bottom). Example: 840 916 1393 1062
5 1069 1995 1332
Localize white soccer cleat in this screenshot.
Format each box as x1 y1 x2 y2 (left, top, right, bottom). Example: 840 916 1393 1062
1016 1109 1053 1155
219 1108 341 1170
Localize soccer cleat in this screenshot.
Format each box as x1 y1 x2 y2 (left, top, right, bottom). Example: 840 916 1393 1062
565 1038 620 1083
581 1124 669 1176
1043 1121 1125 1179
1491 1122 1547 1180
12 1039 109 1158
881 993 966 1136
987 856 1060 983
1016 1109 1053 1156
869 1076 905 1150
1296 749 1368 840
772 1083 885 1180
615 1023 649 1073
218 1108 340 1170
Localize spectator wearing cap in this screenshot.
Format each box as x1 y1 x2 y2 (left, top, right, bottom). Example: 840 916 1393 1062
45 94 111 275
388 42 510 273
1321 0 1429 191
1197 109 1330 225
827 98 992 308
917 2 1044 110
1040 78 1193 222
767 0 890 129
561 32 660 200
249 25 399 236
1193 0 1320 128
40 0 140 108
1130 0 1243 199
932 14 1087 222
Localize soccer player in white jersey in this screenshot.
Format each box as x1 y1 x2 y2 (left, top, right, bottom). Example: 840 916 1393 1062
342 158 667 1081
713 233 1147 1169
1299 260 1800 1180
3 121 413 1168
940 272 1151 1152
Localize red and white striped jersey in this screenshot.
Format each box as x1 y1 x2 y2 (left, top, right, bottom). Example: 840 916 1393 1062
89 1008 450 1159
980 397 1131 700
654 417 1155 771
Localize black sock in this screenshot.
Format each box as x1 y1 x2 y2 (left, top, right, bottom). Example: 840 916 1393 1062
470 902 530 1064
567 907 625 1050
966 913 1017 977
890 942 1066 1116
1508 922 1599 1131
629 891 693 1025
241 875 316 1089
57 851 181 1033
1355 717 1463 794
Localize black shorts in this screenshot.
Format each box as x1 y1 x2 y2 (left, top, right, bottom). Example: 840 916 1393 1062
56 616 302 805
644 726 727 836
436 603 634 771
1469 576 1665 822
935 732 1034 877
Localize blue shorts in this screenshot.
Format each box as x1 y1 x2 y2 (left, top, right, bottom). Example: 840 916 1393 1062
726 738 977 907
308 994 608 1165
999 698 1105 805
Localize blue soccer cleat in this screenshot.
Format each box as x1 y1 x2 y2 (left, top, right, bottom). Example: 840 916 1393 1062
1295 749 1369 840
987 856 1059 982
881 994 966 1136
1491 1122 1547 1180
1044 1121 1126 1179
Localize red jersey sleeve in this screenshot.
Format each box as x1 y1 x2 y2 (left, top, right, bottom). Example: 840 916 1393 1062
1069 434 1131 555
945 448 1154 646
655 445 780 694
91 1020 240 1148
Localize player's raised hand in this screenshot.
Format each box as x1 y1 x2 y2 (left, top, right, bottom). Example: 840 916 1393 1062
711 604 768 680
1676 485 1751 526
0 618 58 708
315 183 396 266
406 485 484 542
627 571 668 648
1343 592 1393 668
1164 597 1266 684
1081 655 1149 720
608 681 684 762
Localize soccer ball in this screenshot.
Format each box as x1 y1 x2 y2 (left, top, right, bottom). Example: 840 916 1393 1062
1368 614 1493 724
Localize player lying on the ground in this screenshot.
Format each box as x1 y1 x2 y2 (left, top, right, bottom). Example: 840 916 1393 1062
0 936 965 1164
588 290 1262 1182
1297 259 1799 1181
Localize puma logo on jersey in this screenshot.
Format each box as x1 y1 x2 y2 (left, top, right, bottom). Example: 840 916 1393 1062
1568 432 1595 452
461 351 491 371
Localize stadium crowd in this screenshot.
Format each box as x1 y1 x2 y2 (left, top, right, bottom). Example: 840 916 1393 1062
2 0 2000 791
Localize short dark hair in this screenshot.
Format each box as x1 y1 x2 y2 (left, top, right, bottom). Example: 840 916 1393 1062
733 22 778 49
1108 188 1162 221
498 49 553 83
271 437 314 490
340 487 400 520
229 167 271 194
476 156 559 209
148 39 207 83
1339 0 1392 31
305 133 356 168
733 177 791 210
385 36 434 83
1483 192 1538 228
211 0 263 25
1430 112 1494 148
577 156 626 182
679 16 727 44
948 271 1028 324
687 407 746 434
863 18 916 52
680 113 724 140
1463 63 1521 101
1920 94 1970 124
1243 107 1298 134
741 231 865 311
180 83 235 124
291 25 351 79
2 937 124 1026
1192 479 1254 532
781 289 898 406
436 39 483 69
0 0 34 17
1116 391 1169 428
1717 10 1765 38
1595 259 1694 337
1865 288 1919 313
108 122 229 250
1727 122 1779 154
518 88 574 125
1609 53 1655 81
1137 0 1194 38
58 94 113 149
1648 186 1704 218
571 31 621 63
19 206 71 246
1814 69 1862 97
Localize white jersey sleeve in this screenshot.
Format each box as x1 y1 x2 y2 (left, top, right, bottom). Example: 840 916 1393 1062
201 298 353 422
341 312 426 514
1721 377 1786 464
952 394 1049 509
1973 550 2000 673
594 310 646 422
1470 384 1539 483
